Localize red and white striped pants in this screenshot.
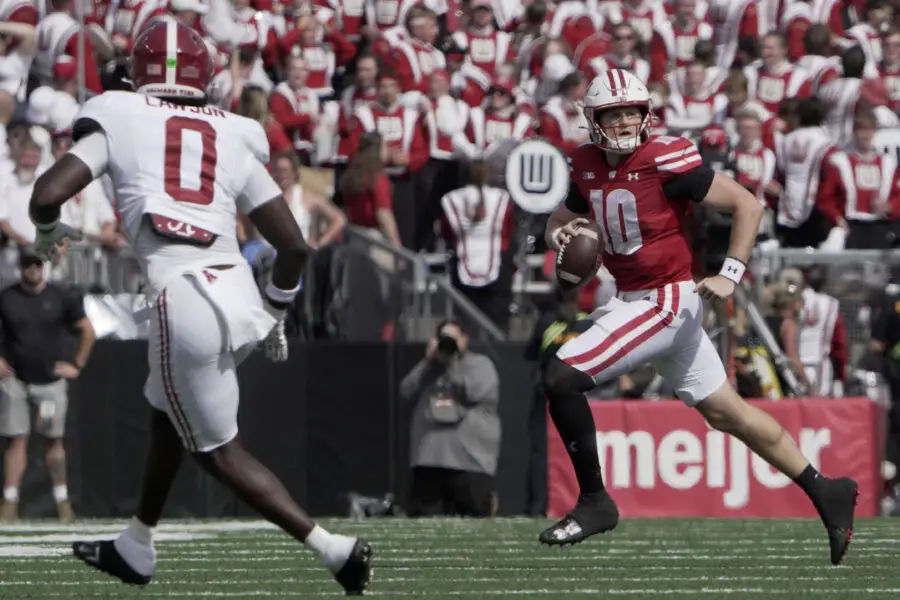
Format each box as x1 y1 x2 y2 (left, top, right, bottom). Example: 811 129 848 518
556 281 727 405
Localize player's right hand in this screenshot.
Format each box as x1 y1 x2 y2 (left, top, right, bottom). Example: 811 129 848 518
552 218 591 250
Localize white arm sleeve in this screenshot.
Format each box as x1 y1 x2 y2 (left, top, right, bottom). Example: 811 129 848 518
237 160 283 215
68 132 110 178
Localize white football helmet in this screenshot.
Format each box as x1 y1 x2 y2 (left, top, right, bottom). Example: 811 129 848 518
583 69 653 154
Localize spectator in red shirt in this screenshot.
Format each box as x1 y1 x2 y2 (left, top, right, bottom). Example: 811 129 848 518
235 86 293 159
338 132 402 247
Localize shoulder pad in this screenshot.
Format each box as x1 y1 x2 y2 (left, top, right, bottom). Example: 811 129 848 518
237 116 271 165
644 135 700 170
648 134 697 153
72 93 120 141
567 142 593 166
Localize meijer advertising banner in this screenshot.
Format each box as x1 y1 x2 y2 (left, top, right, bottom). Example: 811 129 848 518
548 398 882 518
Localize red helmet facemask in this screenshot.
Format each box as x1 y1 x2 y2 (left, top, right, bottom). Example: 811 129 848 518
130 18 213 100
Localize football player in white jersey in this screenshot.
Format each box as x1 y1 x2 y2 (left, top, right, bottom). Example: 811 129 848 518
27 19 372 596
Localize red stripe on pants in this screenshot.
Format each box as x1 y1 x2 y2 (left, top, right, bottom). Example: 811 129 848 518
158 291 197 452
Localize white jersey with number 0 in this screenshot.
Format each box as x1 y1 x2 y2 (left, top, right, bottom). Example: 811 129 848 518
70 90 280 297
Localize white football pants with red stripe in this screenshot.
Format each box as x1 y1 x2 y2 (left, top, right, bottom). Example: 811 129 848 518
557 280 727 405
144 265 272 453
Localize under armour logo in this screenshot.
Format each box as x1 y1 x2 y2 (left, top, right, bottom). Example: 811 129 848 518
567 441 578 453
727 267 738 274
609 170 617 178
203 269 218 283
628 173 639 181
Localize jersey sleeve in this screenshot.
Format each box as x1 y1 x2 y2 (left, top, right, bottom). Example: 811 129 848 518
651 137 715 202
650 136 703 182
237 160 283 215
238 116 272 165
67 132 110 178
72 93 119 141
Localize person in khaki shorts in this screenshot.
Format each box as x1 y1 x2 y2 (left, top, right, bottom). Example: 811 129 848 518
0 250 95 521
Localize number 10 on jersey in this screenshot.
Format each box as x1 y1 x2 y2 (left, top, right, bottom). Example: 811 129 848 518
590 189 644 256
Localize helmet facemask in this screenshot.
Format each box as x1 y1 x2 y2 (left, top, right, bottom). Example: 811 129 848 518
585 103 653 154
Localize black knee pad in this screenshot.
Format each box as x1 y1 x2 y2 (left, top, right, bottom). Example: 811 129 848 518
544 357 594 398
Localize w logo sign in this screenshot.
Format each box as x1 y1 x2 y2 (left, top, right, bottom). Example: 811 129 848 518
506 139 568 214
520 153 555 194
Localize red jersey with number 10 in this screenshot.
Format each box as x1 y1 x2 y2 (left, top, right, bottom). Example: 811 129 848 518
568 135 700 292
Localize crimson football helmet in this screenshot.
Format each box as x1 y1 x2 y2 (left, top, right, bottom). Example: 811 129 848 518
583 69 653 154
130 18 213 100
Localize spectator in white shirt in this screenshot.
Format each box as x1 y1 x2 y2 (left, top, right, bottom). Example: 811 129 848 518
0 21 36 99
209 46 274 110
25 56 80 134
0 128 43 246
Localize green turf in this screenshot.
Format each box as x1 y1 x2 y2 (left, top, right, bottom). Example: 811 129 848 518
1 517 899 598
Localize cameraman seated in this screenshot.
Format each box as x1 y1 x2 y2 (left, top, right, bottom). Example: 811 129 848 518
400 320 501 517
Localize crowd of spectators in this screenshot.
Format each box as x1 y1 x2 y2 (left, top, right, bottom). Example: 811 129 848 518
3 0 900 337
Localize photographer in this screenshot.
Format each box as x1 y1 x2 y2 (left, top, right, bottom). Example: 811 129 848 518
400 320 501 517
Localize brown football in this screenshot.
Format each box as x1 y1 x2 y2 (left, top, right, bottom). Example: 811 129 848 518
556 221 603 288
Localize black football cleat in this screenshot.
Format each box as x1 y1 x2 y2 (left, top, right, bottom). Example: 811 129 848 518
334 539 373 596
539 492 620 546
813 477 859 566
72 540 152 586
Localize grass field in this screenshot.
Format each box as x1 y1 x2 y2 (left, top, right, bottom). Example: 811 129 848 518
2 517 900 598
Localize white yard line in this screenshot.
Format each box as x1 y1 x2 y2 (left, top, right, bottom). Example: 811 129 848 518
0 521 278 534
8 589 900 597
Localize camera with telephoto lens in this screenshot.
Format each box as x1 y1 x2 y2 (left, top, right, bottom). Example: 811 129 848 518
437 333 459 357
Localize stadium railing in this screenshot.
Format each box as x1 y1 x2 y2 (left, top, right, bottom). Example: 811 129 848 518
751 248 900 354
337 226 508 342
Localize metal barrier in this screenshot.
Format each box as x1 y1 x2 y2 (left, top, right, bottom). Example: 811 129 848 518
54 243 142 294
752 248 900 352
342 226 508 342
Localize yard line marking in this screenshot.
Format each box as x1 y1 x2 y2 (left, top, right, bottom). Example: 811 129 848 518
9 589 900 597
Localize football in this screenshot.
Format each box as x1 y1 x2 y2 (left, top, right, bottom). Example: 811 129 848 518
556 221 603 288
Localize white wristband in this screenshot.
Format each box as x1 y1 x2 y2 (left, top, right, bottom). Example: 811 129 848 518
265 280 301 305
719 257 746 284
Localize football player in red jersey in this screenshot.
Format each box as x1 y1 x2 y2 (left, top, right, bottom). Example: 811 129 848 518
540 68 858 565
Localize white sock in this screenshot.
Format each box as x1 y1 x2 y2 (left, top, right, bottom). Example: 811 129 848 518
114 518 156 577
53 485 68 503
125 517 154 545
304 525 357 573
3 487 18 503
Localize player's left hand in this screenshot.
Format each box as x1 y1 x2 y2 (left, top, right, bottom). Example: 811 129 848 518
695 275 736 302
32 223 82 262
263 319 288 362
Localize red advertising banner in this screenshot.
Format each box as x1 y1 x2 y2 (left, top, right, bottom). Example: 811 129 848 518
547 398 882 518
